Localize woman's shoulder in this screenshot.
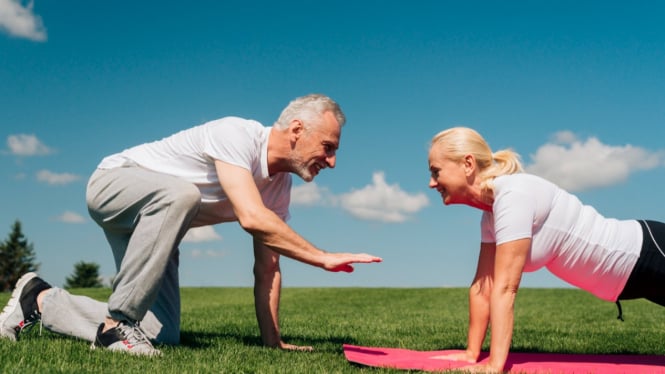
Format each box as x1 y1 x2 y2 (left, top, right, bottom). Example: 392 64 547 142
494 173 561 196
495 173 549 185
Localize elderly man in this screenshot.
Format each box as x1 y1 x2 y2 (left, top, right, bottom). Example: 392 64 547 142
0 94 381 356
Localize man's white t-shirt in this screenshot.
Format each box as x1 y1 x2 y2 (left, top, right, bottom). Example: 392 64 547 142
97 116 292 227
480 173 641 301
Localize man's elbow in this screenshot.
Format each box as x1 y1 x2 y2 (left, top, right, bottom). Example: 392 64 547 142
237 210 268 234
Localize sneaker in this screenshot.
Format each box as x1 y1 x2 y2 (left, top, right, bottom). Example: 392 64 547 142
0 272 52 341
91 320 161 356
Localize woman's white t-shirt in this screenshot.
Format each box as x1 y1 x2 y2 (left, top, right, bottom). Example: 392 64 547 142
97 116 292 226
480 173 641 301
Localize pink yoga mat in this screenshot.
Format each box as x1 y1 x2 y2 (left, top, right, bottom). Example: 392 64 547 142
343 344 665 373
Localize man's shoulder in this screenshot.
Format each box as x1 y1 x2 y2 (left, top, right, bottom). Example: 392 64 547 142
204 116 264 130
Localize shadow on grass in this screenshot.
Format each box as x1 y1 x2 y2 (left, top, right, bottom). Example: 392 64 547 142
179 329 359 352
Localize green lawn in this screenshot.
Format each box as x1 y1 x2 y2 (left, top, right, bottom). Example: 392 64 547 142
1 287 664 373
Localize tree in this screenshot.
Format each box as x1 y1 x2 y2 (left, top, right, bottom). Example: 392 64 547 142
0 220 40 292
64 261 103 288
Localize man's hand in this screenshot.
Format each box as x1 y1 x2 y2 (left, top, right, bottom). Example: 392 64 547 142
278 341 314 352
321 253 383 272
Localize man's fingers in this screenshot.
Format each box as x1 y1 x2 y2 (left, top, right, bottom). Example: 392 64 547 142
355 254 382 263
324 253 382 272
281 343 314 352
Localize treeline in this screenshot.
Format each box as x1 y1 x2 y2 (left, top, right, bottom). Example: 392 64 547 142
0 220 105 291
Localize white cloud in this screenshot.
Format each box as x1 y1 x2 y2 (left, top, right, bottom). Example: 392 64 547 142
183 226 222 243
36 170 80 185
7 134 53 156
0 0 46 41
190 249 228 258
526 131 665 192
552 130 578 144
338 171 430 223
55 211 86 224
290 182 334 206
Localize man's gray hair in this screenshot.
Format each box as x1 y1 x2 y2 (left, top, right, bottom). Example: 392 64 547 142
274 94 346 130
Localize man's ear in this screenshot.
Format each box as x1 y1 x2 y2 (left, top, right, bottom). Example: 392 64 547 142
289 119 304 141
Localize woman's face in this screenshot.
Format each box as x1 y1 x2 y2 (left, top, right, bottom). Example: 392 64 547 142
428 146 470 206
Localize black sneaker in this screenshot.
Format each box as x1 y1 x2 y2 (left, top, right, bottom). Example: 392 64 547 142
91 320 161 356
0 272 52 341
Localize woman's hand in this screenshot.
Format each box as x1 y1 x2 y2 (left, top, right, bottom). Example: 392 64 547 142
430 350 477 363
431 352 505 373
460 363 503 373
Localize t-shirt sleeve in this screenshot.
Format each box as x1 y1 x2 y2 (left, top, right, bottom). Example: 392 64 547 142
493 189 536 245
203 119 258 170
480 211 495 243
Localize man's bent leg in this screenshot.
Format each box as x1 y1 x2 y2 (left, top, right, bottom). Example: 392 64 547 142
146 247 181 344
41 288 173 344
86 167 199 332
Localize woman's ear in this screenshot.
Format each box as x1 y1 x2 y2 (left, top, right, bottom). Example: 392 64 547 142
463 154 476 176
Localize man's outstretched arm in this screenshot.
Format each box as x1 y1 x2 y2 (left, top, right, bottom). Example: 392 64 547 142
215 160 382 270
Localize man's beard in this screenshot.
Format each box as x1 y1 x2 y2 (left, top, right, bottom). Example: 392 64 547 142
289 154 314 182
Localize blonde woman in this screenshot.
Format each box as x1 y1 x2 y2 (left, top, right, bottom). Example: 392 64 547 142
428 127 664 372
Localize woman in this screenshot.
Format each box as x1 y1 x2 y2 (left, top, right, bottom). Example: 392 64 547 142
428 127 665 373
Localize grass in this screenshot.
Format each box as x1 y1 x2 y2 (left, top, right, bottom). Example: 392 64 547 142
1 287 665 373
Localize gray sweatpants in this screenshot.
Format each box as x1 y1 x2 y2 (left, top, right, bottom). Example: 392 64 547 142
41 165 201 345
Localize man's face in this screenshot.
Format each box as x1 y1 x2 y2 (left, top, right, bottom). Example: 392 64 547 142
290 111 341 182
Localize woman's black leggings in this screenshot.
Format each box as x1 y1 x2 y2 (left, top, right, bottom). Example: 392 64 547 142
618 220 665 307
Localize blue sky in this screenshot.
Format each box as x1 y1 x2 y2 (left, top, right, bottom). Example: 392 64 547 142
1 1 664 290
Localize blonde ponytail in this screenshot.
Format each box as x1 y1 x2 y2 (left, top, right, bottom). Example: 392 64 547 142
478 149 523 193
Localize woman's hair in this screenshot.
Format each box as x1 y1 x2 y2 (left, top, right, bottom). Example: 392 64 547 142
274 94 346 130
430 127 523 194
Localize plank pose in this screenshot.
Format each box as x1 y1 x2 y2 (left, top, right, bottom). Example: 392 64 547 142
428 127 665 372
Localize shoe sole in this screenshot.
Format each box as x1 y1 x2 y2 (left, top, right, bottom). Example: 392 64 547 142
0 272 38 341
90 341 162 357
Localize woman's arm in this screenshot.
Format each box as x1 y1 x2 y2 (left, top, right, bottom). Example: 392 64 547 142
465 242 496 361
433 242 495 363
486 237 530 371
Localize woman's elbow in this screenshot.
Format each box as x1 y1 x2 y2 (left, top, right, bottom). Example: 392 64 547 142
469 280 491 300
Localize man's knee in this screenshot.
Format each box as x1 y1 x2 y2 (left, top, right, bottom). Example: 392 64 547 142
141 311 180 345
154 327 180 345
167 182 201 215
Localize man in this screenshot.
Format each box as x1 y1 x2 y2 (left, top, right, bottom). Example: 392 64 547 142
0 94 382 356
